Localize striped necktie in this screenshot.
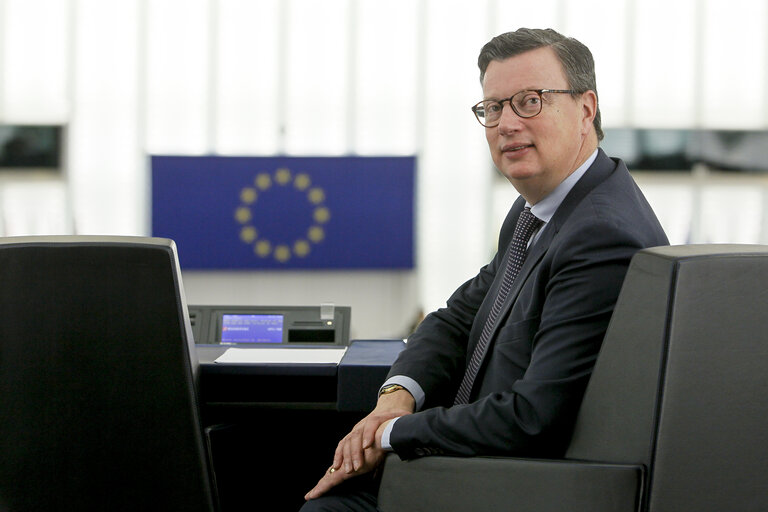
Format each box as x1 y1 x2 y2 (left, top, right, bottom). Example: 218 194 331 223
454 207 542 405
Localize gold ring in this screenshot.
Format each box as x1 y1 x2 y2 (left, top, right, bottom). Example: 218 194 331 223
328 466 336 474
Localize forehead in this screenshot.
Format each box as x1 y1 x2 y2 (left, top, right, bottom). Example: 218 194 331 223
482 46 567 97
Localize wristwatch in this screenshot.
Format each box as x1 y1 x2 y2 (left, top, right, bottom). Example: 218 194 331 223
379 384 406 396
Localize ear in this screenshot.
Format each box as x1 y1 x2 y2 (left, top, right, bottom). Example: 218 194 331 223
579 90 598 136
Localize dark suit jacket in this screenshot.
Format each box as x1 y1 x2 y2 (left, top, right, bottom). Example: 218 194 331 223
388 149 669 459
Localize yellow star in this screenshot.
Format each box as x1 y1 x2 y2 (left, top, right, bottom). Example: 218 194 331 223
240 187 257 204
314 207 330 224
308 187 325 204
255 240 271 257
256 173 272 190
294 173 311 191
240 226 257 243
275 168 292 185
308 226 325 242
235 206 252 224
274 245 291 262
294 240 310 257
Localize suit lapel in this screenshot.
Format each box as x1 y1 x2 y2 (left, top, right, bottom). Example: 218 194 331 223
487 149 618 344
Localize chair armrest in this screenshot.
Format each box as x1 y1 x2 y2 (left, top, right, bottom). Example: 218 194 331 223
204 424 236 512
378 454 643 512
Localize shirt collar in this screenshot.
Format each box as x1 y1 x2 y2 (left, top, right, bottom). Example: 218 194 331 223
528 149 598 223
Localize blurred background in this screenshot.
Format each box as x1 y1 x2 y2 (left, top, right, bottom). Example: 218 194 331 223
1 0 766 339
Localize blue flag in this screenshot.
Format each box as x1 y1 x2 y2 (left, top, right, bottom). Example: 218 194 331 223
151 156 415 269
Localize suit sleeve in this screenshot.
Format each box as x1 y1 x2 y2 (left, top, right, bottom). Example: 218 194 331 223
384 250 502 408
384 203 523 409
389 216 648 459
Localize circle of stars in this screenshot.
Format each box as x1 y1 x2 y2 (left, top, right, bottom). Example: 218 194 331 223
235 167 330 263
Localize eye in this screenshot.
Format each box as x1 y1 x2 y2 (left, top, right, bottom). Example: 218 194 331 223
512 91 543 115
522 93 540 106
486 102 503 114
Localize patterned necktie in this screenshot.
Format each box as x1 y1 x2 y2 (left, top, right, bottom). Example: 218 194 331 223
454 207 542 405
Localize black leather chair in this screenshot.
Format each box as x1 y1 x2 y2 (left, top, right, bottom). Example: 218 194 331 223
378 244 768 512
0 236 217 511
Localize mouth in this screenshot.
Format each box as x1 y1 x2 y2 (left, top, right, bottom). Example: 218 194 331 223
502 143 534 153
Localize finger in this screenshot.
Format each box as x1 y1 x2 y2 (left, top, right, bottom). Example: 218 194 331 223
304 467 345 501
347 427 368 472
342 434 355 473
369 418 391 450
361 416 382 449
332 437 346 470
306 448 386 501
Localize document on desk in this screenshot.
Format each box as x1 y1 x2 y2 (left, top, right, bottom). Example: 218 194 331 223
214 347 348 365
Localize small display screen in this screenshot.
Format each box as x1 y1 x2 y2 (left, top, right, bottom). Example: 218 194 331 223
221 314 284 344
0 125 62 170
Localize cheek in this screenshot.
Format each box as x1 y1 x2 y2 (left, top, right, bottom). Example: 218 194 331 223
485 131 498 153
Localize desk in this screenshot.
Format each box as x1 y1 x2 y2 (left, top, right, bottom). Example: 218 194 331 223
197 340 405 511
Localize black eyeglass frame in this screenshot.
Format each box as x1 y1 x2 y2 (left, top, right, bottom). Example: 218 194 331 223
471 89 575 127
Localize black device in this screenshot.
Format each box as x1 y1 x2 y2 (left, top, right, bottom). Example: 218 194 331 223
0 124 63 171
188 304 350 346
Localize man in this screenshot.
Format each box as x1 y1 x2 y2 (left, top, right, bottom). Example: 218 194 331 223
302 27 668 510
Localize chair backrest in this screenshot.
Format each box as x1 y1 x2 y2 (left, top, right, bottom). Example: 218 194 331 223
567 244 768 511
0 236 215 511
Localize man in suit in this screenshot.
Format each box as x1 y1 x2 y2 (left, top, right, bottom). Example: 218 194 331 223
302 27 668 511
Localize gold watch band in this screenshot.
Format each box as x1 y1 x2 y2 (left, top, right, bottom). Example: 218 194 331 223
379 384 405 396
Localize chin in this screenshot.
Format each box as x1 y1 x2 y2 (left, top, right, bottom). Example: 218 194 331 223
500 165 540 183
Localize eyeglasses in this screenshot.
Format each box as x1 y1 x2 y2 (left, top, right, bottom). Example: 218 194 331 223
471 89 575 127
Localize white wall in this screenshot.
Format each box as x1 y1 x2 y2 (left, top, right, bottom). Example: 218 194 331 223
2 0 768 338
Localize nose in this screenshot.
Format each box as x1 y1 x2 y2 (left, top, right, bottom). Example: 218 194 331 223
496 103 524 134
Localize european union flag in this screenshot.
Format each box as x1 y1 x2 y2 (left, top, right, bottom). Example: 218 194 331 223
151 156 415 269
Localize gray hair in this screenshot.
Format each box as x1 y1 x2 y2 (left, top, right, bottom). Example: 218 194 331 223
478 28 603 141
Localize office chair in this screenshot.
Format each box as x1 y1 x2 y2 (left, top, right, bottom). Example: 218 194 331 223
0 236 216 511
378 244 768 512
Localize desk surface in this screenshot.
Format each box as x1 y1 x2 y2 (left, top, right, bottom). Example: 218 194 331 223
197 340 405 412
197 345 338 376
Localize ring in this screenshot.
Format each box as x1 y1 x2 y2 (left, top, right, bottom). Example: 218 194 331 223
328 466 336 474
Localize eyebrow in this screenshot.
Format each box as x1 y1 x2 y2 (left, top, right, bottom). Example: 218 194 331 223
482 87 540 101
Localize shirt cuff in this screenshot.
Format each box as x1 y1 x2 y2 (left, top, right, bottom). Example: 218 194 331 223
379 375 425 411
380 417 399 451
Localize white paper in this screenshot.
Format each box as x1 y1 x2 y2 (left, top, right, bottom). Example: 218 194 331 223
214 347 347 365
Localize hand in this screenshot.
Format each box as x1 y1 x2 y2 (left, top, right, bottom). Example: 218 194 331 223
304 389 415 500
334 389 414 474
303 426 387 501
